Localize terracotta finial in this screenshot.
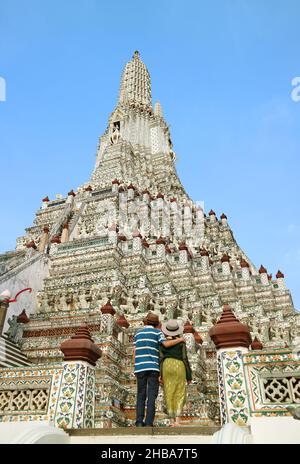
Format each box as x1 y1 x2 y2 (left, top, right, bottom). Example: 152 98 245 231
127 183 136 190
42 196 49 202
16 309 30 324
50 235 61 244
208 304 252 350
240 259 249 268
68 189 76 197
112 179 120 185
156 237 166 245
60 325 101 366
116 314 130 329
200 248 209 257
84 185 93 192
43 226 50 234
193 330 203 344
259 265 267 274
251 336 263 350
100 300 116 315
26 240 37 250
276 270 284 279
220 213 227 220
156 192 164 199
117 233 127 242
142 238 149 248
221 253 230 263
179 242 188 251
208 209 216 216
184 320 195 334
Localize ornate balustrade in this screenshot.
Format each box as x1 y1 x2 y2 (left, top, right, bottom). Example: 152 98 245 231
243 349 300 416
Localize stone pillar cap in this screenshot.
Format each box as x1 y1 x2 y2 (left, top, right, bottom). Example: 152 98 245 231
116 314 130 329
100 300 116 315
60 325 101 366
208 304 251 350
17 309 30 324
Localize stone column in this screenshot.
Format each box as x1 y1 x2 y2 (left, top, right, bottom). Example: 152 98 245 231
209 304 252 427
259 265 269 286
55 326 101 429
38 226 49 252
61 223 69 243
276 270 286 290
0 293 10 335
221 254 231 275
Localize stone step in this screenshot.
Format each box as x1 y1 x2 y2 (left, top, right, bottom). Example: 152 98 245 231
68 426 219 445
0 336 31 367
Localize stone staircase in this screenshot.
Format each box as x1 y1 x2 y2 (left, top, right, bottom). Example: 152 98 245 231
0 335 31 368
68 426 220 444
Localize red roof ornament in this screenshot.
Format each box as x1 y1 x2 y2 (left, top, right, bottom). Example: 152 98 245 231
43 226 49 233
193 331 203 345
84 185 93 191
170 197 177 202
117 233 127 241
156 192 164 199
220 213 227 219
179 242 188 251
127 183 136 190
208 209 216 216
208 304 252 350
276 270 284 279
268 273 272 281
112 179 120 185
100 300 116 315
240 259 249 268
17 309 30 324
118 186 125 193
221 253 230 263
184 320 195 334
142 188 150 195
200 248 209 257
68 189 76 197
165 245 172 254
60 325 102 366
142 238 149 248
26 240 37 249
50 235 61 244
251 336 263 350
116 314 130 329
156 237 166 245
42 196 49 202
259 265 267 274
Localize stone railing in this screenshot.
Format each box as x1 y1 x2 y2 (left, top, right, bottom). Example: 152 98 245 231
0 365 62 422
0 361 96 428
243 349 300 417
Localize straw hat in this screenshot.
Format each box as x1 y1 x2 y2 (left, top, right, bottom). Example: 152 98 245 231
143 311 160 326
162 319 183 337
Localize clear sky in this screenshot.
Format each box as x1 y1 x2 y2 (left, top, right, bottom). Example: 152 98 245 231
0 0 299 309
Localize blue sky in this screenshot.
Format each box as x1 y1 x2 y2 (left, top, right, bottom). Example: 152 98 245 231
0 0 299 309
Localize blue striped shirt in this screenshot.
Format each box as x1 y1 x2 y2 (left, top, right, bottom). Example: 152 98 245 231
134 326 166 373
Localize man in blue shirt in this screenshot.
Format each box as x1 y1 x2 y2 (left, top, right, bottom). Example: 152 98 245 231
133 311 185 427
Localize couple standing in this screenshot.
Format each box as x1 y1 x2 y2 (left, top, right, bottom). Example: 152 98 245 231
133 312 192 427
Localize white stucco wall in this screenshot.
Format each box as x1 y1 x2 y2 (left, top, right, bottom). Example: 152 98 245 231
0 255 49 332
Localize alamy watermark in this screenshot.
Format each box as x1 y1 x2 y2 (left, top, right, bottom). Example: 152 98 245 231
0 76 6 101
291 76 300 102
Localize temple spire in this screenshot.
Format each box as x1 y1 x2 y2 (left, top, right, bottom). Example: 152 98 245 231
118 51 152 107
